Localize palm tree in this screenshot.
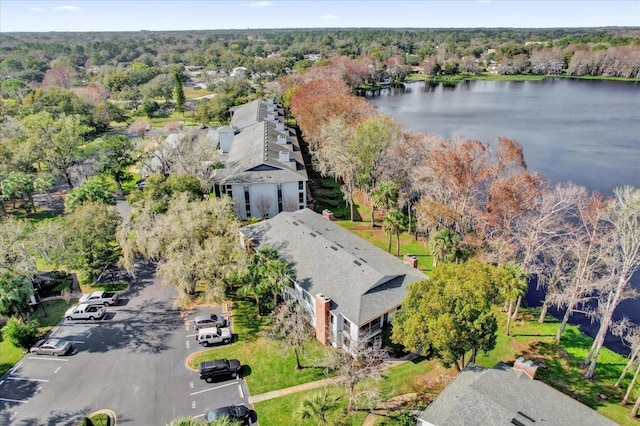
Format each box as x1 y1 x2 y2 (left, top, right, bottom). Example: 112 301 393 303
430 229 460 266
296 389 342 425
501 263 528 336
263 255 293 308
382 209 407 256
370 180 399 228
238 248 292 315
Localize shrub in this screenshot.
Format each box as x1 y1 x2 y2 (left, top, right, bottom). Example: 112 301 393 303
2 317 40 349
381 323 408 358
78 417 94 426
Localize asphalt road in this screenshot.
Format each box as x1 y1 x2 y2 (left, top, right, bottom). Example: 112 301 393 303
0 261 250 425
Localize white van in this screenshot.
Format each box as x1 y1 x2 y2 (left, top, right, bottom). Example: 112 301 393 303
197 327 232 347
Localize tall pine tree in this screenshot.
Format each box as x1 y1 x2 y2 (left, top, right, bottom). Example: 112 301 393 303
173 71 185 115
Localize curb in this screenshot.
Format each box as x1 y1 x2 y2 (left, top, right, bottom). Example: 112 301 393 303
87 409 117 425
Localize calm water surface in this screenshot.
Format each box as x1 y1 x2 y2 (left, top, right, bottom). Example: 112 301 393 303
368 79 640 354
368 79 640 195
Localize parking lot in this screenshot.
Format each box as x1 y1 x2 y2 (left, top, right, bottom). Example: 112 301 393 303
0 261 251 425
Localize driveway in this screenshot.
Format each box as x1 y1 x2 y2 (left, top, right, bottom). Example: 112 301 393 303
0 261 250 425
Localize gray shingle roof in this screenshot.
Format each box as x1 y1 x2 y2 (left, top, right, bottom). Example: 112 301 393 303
241 209 427 325
211 100 307 185
418 363 617 426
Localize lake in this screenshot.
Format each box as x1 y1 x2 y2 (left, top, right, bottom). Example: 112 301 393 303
368 78 640 354
368 78 640 196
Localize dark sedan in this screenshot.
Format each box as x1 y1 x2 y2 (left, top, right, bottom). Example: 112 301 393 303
30 338 73 356
204 404 251 423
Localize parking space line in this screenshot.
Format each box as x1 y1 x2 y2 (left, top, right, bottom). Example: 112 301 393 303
50 326 60 336
9 361 23 375
238 384 244 398
193 413 204 418
54 367 62 374
68 340 85 344
186 333 196 338
186 340 190 349
190 381 237 396
0 397 27 404
28 357 69 361
7 377 49 383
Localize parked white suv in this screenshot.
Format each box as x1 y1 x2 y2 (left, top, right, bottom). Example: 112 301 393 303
197 327 232 347
65 303 106 321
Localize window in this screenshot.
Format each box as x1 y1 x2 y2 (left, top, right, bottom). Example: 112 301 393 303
244 186 250 214
343 318 351 337
298 181 304 190
361 317 382 335
302 290 313 306
226 185 233 198
299 192 304 203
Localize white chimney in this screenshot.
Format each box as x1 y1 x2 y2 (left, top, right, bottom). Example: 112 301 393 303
277 135 287 145
276 122 285 131
267 104 275 112
218 127 235 153
267 112 275 121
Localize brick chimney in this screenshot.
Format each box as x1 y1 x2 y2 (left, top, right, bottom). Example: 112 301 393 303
513 357 538 379
403 254 418 268
322 209 335 221
315 294 331 345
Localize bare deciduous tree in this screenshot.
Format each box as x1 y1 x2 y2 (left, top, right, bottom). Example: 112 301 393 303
268 299 311 370
321 335 388 412
584 186 640 379
255 195 272 219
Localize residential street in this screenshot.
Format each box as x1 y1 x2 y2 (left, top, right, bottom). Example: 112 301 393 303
0 261 249 425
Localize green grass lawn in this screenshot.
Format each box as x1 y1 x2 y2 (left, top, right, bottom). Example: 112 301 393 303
0 339 25 376
472 309 638 425
0 299 73 376
254 386 368 426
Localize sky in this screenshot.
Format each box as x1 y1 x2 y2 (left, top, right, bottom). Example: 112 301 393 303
1 1 639 33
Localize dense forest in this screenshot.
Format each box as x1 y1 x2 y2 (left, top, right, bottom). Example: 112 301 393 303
1 27 639 86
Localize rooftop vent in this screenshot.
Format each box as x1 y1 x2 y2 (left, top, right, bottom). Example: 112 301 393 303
267 112 275 122
279 150 290 163
330 246 338 251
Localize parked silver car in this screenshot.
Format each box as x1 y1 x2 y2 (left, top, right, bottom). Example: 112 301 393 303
30 338 73 356
193 313 227 329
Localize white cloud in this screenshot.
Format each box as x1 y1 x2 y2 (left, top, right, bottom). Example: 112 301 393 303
55 5 81 12
29 7 44 12
318 14 338 20
248 1 272 7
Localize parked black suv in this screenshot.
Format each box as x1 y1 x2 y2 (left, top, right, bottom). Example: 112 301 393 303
199 358 242 383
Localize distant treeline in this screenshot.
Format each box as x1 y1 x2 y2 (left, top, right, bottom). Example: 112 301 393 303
1 27 639 87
